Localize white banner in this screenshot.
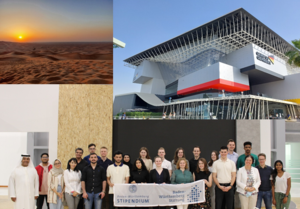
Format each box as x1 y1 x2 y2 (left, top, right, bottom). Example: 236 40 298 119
113 180 206 207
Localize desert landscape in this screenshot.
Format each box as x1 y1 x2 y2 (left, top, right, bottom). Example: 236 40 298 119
0 41 113 84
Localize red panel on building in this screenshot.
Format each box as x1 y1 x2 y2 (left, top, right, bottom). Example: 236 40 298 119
177 79 250 95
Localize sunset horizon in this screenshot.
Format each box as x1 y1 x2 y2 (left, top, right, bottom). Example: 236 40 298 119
0 0 112 43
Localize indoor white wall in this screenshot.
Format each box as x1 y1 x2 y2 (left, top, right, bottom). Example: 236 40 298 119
0 132 27 186
0 85 59 178
260 120 272 166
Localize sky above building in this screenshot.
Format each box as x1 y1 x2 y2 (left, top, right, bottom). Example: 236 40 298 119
0 0 112 42
113 0 300 99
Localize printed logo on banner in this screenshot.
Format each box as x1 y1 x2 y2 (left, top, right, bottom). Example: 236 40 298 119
129 185 137 193
187 185 202 202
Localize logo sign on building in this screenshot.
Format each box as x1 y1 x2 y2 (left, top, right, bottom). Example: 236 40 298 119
114 180 205 207
256 52 275 65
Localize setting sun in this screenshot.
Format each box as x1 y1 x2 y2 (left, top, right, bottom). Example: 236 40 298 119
18 36 22 39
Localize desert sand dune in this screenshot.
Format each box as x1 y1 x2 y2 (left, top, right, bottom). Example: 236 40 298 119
12 51 25 55
0 57 26 62
0 42 113 84
0 51 11 55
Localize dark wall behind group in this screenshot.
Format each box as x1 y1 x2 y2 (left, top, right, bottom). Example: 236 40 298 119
113 120 236 162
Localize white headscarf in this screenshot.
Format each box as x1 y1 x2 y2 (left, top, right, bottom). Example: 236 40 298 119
51 159 64 177
16 154 34 169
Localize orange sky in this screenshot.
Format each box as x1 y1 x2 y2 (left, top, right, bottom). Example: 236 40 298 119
0 0 113 42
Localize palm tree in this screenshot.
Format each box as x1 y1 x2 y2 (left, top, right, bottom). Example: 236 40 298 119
286 39 300 67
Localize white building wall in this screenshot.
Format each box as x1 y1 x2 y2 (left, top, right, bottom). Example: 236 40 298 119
225 44 256 69
252 44 288 76
140 79 153 94
178 62 219 91
178 62 249 91
136 60 166 95
133 60 165 83
260 120 272 166
252 72 300 100
0 132 27 186
0 85 59 170
225 43 287 76
151 78 166 95
219 62 249 85
140 78 166 95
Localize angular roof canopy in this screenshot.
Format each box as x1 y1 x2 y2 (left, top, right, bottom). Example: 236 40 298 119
124 8 295 68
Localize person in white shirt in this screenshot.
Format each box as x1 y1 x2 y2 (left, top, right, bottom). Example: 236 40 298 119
152 147 172 176
107 151 130 209
271 160 291 209
212 146 236 209
236 155 261 209
8 154 39 209
64 158 82 209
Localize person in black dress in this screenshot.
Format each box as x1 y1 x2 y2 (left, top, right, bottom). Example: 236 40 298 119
130 158 149 183
193 158 212 209
129 159 149 209
123 154 132 171
149 156 170 209
149 156 171 184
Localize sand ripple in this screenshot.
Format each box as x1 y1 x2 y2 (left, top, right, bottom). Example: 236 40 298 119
0 42 113 84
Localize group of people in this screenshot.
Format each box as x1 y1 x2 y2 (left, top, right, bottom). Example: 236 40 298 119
162 112 176 119
9 140 292 209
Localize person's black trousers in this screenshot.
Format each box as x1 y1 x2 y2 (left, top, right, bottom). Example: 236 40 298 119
109 194 114 209
37 195 49 209
102 185 109 209
215 184 234 209
221 182 236 209
77 195 84 209
109 194 124 209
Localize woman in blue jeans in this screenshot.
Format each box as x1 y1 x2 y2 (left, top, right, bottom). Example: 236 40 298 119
47 159 65 209
255 153 273 209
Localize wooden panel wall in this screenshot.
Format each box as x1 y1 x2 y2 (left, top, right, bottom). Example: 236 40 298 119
57 85 112 169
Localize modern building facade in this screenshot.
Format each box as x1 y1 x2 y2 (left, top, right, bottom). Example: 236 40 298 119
114 8 300 118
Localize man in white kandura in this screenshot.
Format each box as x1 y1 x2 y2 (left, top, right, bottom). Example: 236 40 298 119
8 154 39 209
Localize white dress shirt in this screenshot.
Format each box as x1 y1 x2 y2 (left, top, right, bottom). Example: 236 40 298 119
63 169 82 194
